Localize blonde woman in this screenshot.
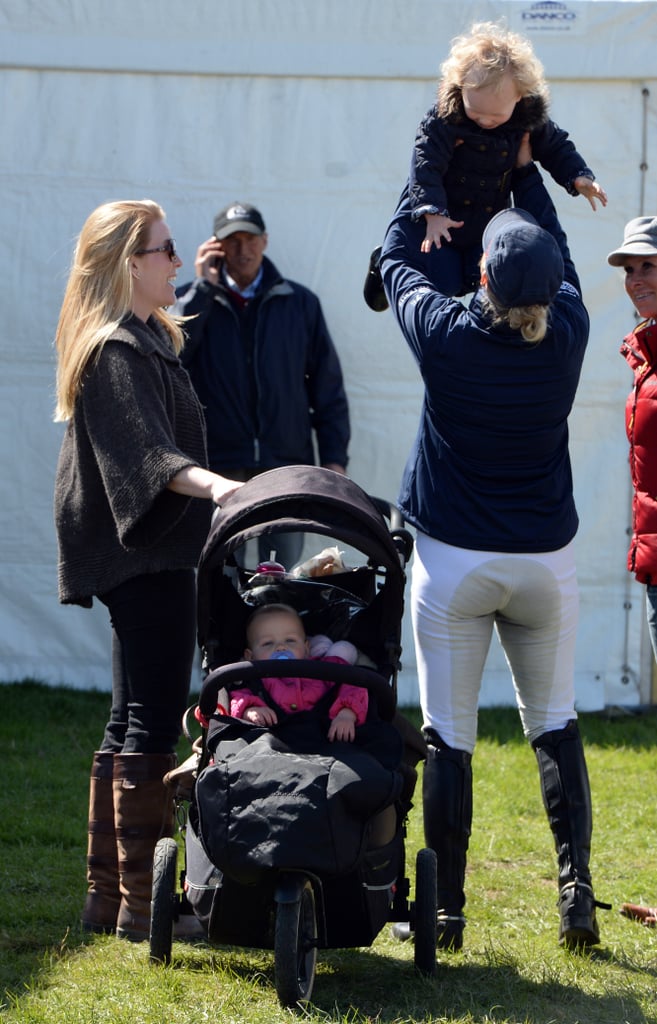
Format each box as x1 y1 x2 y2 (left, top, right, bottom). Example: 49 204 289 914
54 200 242 941
364 21 606 311
380 140 608 952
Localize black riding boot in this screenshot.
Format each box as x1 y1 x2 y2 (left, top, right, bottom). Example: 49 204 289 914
363 246 389 312
422 731 473 950
532 720 606 949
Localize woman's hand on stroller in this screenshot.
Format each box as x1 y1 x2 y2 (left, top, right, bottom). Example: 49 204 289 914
244 705 279 727
328 708 358 743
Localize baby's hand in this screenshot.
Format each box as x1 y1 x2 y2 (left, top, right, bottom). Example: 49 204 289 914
574 177 608 211
328 708 357 743
421 213 465 254
244 705 278 727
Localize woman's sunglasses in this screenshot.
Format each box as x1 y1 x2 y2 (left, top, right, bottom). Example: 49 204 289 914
135 238 178 261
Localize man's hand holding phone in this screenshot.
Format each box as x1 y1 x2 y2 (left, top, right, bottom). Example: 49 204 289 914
194 236 225 284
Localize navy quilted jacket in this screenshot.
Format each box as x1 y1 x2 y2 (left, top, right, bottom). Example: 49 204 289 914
409 92 594 249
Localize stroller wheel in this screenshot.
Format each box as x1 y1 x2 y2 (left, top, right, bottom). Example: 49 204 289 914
149 837 178 965
274 877 318 1007
413 848 437 976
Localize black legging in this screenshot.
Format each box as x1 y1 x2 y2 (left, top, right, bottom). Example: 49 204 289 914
98 569 197 754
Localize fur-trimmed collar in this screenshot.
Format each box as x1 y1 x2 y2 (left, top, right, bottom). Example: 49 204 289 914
437 85 549 132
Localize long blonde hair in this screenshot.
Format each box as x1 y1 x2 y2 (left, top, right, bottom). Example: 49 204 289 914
54 199 185 421
439 21 549 105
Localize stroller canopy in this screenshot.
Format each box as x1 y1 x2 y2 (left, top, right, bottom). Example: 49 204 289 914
195 466 410 679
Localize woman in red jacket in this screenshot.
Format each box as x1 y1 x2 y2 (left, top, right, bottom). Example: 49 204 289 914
608 218 657 622
608 215 657 930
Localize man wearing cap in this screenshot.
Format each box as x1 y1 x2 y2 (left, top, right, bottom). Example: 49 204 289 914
380 140 606 952
174 202 350 566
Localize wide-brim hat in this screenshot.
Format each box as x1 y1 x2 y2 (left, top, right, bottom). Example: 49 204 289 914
607 216 657 266
482 207 564 308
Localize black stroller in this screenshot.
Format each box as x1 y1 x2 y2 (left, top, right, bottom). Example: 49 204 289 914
149 466 437 1006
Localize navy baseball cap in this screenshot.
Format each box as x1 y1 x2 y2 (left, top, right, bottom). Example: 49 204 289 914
482 208 564 308
214 202 266 240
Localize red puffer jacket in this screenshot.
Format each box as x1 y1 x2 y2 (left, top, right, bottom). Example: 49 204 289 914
622 319 657 582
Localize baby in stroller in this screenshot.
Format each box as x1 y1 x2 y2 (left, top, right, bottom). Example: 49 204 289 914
229 603 367 742
188 563 413 903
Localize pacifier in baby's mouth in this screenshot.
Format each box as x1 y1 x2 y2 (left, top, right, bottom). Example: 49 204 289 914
271 650 294 660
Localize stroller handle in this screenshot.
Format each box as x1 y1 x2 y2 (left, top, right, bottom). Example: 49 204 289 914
199 659 396 721
368 496 414 567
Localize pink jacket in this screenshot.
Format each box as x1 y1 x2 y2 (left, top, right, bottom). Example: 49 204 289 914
230 638 368 724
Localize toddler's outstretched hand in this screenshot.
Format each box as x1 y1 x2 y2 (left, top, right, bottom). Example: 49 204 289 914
574 176 608 210
328 707 357 742
421 213 465 253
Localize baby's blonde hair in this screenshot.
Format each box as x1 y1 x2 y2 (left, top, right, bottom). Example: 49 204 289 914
245 603 304 646
439 21 548 103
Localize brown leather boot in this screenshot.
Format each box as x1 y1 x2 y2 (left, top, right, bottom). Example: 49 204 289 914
620 902 657 927
82 751 120 933
113 753 176 942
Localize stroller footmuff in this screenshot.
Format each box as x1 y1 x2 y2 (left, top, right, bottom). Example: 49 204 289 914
194 714 404 887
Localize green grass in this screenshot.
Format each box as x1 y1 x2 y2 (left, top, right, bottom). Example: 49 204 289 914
2 681 657 1023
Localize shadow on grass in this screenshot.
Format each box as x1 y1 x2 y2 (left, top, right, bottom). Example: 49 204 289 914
156 940 651 1024
590 943 657 979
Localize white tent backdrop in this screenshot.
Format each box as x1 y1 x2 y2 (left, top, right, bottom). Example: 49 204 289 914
1 0 656 707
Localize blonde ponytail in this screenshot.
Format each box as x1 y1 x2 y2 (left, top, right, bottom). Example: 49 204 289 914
480 292 549 344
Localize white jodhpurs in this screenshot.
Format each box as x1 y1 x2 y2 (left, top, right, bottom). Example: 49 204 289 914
411 533 580 753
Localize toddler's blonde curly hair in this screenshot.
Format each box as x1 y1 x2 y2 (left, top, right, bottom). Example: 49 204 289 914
439 21 549 105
